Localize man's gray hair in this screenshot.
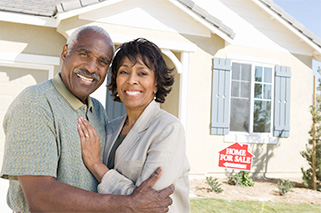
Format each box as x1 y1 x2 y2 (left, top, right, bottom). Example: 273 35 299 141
66 26 112 54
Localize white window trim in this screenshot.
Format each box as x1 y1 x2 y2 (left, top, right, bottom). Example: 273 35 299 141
224 59 278 144
0 52 60 80
250 64 274 134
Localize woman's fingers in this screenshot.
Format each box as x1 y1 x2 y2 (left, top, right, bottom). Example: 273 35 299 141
77 117 100 144
79 117 98 138
78 117 92 138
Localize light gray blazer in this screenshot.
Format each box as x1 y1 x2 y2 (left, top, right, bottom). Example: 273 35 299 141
98 100 190 212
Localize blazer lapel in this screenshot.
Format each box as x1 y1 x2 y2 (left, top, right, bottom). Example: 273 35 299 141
115 101 160 165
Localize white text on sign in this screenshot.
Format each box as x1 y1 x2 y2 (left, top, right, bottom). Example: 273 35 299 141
220 155 251 163
226 148 246 156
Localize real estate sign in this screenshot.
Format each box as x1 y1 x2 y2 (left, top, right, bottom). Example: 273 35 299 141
218 142 254 171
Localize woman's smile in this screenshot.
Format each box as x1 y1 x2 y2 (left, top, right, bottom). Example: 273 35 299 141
124 90 142 97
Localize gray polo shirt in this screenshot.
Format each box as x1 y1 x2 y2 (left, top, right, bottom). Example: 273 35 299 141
1 73 107 212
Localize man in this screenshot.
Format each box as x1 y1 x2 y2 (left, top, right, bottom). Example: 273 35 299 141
1 26 173 212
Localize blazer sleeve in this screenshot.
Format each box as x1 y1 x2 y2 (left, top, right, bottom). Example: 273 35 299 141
97 120 188 195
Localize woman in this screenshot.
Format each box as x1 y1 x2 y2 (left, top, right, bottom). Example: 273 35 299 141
77 38 190 212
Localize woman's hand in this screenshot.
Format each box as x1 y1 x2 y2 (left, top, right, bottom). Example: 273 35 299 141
77 116 109 182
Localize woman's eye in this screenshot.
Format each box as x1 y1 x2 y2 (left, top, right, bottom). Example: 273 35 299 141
138 72 147 76
119 70 128 74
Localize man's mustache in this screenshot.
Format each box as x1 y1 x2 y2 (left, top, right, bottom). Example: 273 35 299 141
73 68 101 81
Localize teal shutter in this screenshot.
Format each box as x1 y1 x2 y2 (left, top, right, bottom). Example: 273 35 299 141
273 65 291 137
106 91 126 121
105 74 126 121
211 58 231 135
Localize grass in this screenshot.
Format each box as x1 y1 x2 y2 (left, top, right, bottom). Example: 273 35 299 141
190 198 321 213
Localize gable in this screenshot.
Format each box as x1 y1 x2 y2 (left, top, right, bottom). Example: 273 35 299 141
79 0 212 37
195 0 317 57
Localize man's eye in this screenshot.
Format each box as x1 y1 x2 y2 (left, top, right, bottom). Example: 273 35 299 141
79 52 88 57
99 60 108 66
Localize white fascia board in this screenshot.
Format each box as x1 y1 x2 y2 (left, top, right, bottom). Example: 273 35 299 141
0 11 59 27
253 0 321 59
56 0 123 20
168 0 233 43
0 51 60 66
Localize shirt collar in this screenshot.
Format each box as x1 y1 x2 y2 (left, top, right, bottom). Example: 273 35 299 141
52 73 93 111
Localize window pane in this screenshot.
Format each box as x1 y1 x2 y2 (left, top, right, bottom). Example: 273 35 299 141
255 66 262 82
230 99 250 132
241 64 251 81
253 100 271 132
264 67 272 83
241 82 250 98
264 85 271 99
230 62 252 133
232 63 240 80
231 81 239 97
254 83 262 98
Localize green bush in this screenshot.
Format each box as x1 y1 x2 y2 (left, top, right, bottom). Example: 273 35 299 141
205 176 223 193
277 179 294 195
300 104 321 191
228 171 254 187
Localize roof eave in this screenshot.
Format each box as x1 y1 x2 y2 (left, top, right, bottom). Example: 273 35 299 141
254 0 321 62
0 11 59 27
55 0 123 20
169 0 235 43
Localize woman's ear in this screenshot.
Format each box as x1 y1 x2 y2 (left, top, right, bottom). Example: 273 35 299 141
153 80 158 94
61 45 68 60
153 85 158 94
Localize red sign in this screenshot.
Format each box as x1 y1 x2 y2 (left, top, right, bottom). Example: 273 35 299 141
218 142 254 171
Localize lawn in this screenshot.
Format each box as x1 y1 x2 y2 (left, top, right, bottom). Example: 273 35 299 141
190 198 321 213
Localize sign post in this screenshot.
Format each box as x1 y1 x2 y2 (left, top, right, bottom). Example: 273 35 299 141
218 142 254 171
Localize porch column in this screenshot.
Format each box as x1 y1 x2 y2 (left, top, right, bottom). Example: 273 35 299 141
179 52 190 136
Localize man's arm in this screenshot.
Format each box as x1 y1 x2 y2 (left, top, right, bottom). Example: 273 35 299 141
18 167 173 212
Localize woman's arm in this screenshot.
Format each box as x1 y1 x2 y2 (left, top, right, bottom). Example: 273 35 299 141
77 116 109 182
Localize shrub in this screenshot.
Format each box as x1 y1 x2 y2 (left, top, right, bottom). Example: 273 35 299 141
205 176 224 193
228 171 254 187
277 179 294 195
300 104 321 191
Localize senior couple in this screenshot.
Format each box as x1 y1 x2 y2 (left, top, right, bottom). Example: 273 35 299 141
1 26 190 212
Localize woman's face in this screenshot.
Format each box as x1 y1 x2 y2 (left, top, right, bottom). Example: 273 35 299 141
116 56 157 113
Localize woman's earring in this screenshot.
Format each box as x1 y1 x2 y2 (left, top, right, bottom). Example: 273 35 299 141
153 93 156 100
116 93 119 97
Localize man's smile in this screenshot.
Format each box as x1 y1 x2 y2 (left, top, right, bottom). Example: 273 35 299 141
77 73 94 83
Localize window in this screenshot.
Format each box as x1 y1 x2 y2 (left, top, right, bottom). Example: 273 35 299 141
230 63 251 132
211 58 291 143
230 63 273 134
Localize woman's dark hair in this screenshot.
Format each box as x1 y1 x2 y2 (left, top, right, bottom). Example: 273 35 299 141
107 38 174 103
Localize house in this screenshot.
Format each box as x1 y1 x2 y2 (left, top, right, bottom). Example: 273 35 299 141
1 0 320 181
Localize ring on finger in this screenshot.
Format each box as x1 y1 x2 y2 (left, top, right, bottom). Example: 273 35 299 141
85 134 89 138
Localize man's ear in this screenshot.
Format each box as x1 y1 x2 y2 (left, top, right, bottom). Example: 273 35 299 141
61 45 68 60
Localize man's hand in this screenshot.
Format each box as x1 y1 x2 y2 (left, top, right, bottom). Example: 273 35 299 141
129 167 174 212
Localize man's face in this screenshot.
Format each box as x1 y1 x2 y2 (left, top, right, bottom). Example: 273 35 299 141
60 30 114 103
